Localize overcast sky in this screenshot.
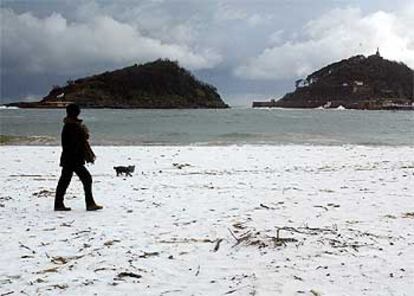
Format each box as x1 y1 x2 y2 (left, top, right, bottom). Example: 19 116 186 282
1 0 413 106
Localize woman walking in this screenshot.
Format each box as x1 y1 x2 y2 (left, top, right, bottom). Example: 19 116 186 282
54 104 103 211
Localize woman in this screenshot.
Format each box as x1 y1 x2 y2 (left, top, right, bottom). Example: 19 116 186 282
54 103 103 211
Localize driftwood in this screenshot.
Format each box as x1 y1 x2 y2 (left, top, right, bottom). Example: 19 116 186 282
103 239 121 246
138 251 159 258
260 203 270 209
228 228 253 246
18 242 36 254
213 238 224 252
173 163 192 169
51 255 84 265
402 212 414 218
116 272 142 279
94 267 117 272
227 223 381 252
35 267 59 274
271 228 298 246
158 238 216 244
228 227 298 248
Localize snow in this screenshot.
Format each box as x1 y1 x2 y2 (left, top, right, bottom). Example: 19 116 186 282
1 145 413 295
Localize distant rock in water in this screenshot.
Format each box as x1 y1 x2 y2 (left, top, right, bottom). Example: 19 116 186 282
8 59 229 109
253 51 414 110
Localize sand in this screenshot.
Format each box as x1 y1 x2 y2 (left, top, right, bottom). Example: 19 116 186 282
0 145 413 295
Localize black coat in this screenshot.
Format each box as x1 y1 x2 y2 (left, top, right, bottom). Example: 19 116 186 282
59 118 87 168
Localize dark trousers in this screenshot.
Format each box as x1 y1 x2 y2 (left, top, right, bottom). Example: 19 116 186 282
55 165 95 207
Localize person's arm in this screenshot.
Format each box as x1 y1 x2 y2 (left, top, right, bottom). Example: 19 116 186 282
81 124 90 140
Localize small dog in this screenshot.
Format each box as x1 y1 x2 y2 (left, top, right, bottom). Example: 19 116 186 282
114 165 135 176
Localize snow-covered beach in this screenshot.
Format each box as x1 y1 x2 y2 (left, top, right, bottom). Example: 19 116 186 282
0 145 413 295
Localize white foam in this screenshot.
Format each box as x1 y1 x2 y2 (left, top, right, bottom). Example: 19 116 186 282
0 105 19 109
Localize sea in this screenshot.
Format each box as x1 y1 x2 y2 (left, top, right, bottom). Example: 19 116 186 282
0 108 413 146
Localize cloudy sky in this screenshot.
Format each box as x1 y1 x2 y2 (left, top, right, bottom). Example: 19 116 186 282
1 0 413 106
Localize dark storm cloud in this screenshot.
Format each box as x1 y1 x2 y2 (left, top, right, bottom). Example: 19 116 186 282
1 0 413 105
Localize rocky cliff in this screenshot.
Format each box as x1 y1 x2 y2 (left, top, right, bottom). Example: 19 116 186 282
254 52 414 110
8 59 229 109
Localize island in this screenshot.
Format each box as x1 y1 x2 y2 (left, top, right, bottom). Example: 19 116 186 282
7 59 229 109
253 50 414 110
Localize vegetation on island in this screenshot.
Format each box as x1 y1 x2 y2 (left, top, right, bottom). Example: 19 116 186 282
8 59 229 109
253 51 414 110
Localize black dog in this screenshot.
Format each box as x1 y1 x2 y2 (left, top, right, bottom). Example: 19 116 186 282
113 165 135 176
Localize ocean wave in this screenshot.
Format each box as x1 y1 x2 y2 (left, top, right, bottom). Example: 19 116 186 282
0 135 57 145
0 105 19 110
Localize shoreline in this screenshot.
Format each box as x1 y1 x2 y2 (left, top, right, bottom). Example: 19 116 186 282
0 136 414 148
2 142 414 148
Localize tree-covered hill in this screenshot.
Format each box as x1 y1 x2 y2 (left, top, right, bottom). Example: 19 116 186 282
9 59 229 109
254 52 414 110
